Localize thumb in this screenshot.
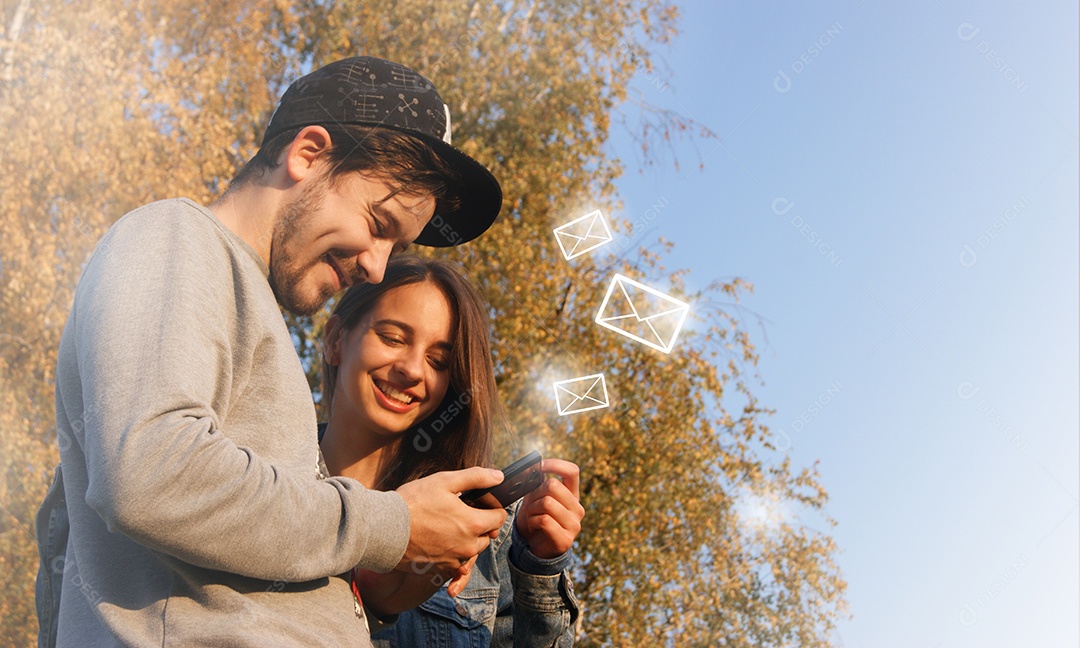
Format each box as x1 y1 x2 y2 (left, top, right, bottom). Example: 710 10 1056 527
440 466 504 493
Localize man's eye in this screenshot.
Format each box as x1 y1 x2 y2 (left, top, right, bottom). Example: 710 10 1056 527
367 210 386 237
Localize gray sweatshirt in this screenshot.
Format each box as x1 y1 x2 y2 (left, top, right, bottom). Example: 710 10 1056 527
52 198 409 646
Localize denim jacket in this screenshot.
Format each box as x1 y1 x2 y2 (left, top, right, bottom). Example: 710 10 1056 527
370 502 579 647
35 464 67 648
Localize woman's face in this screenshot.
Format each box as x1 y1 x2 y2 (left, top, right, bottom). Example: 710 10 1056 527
331 281 455 437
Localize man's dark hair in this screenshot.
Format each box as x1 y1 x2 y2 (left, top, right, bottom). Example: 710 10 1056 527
228 124 462 215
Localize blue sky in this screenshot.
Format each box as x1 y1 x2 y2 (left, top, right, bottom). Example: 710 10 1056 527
603 1 1078 645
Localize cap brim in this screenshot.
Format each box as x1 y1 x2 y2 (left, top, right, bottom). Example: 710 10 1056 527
411 137 503 248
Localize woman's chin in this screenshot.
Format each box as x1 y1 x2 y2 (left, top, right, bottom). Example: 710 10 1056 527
365 412 420 437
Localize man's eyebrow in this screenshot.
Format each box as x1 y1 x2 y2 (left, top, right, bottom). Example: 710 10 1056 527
375 319 453 351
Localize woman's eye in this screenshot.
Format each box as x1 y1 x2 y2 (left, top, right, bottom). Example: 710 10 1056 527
378 333 403 346
429 357 449 371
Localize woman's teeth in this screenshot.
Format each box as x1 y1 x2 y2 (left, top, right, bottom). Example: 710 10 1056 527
376 379 414 405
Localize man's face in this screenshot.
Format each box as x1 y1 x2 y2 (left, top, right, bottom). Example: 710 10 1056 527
269 169 437 315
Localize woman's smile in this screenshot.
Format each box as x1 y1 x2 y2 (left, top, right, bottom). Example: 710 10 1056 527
372 377 421 411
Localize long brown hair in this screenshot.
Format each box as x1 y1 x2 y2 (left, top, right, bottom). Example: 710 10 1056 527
321 255 503 489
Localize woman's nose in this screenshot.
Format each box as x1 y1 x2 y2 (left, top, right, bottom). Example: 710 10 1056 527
391 350 424 384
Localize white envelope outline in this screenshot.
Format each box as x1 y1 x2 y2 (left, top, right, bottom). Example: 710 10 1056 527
553 209 613 260
594 274 690 354
552 373 610 416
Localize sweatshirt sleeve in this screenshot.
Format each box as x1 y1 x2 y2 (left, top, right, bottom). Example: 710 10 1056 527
70 207 409 581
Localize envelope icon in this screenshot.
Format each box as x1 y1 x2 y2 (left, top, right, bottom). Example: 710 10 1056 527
595 274 690 354
553 373 610 416
553 209 613 260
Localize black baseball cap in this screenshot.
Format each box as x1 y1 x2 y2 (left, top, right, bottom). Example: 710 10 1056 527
262 56 502 247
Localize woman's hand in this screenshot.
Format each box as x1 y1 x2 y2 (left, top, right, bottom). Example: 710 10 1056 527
515 459 584 559
445 555 477 597
355 552 480 618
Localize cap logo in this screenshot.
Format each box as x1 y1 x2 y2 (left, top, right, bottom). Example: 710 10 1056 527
442 103 452 145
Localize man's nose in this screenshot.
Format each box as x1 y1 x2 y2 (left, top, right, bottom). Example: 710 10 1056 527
356 243 392 284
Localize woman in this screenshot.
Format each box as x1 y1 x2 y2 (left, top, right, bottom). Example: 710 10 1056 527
318 255 582 646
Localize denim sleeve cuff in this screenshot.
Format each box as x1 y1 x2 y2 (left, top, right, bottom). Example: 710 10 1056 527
509 522 573 575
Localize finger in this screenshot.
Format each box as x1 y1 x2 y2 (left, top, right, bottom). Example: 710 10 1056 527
518 513 576 558
454 555 477 578
521 493 582 537
529 477 583 518
520 473 566 506
464 505 508 538
440 466 505 493
520 485 543 510
539 459 580 498
447 563 473 597
464 532 495 560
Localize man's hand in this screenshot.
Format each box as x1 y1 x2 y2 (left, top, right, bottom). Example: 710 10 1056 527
515 459 584 559
395 467 507 574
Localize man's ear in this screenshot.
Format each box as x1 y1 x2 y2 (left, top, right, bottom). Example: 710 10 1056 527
284 125 333 183
323 314 345 366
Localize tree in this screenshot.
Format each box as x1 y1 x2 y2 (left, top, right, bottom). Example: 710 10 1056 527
0 1 847 644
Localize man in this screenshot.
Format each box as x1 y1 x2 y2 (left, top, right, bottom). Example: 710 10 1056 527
36 56 508 647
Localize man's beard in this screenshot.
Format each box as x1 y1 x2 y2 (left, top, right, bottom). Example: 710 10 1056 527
268 178 333 316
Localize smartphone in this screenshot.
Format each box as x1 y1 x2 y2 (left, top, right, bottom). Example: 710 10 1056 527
460 450 544 509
